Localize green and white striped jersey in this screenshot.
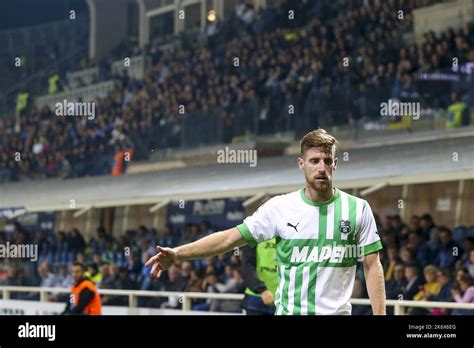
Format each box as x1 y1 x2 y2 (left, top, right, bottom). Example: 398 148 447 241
237 188 382 315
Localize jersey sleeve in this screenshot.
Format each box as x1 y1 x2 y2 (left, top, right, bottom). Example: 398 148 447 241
357 200 383 256
236 199 277 248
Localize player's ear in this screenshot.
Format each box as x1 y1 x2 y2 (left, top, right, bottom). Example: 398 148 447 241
333 157 338 170
297 156 304 169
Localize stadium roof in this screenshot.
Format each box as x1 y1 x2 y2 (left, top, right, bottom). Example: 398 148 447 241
0 134 473 212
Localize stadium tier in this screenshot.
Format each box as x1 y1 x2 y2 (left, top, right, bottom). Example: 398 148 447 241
0 0 473 324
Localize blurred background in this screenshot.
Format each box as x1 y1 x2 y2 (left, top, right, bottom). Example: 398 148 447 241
0 0 473 315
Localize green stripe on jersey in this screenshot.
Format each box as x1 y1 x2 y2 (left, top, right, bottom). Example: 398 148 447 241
348 195 357 242
307 264 316 315
236 223 257 247
293 267 303 315
333 196 342 242
280 266 290 315
319 205 328 243
363 240 383 255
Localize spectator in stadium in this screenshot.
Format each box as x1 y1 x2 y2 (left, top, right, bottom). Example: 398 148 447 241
37 261 59 288
138 238 155 265
380 229 398 249
414 265 441 301
419 214 439 247
386 264 407 300
48 265 73 302
68 228 86 254
209 265 245 313
56 264 74 288
383 245 401 281
466 249 474 278
192 270 221 311
430 268 455 315
409 215 423 236
116 267 135 291
160 265 187 309
451 274 474 315
180 261 193 286
434 227 463 270
125 251 143 285
459 237 474 267
0 266 31 298
100 265 129 306
185 268 203 293
400 246 415 266
75 251 87 265
407 232 432 268
97 263 112 289
93 251 106 266
455 267 470 286
402 264 423 301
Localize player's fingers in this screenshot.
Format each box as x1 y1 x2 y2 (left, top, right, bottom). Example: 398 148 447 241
150 262 162 278
150 263 158 277
144 254 157 267
157 270 163 278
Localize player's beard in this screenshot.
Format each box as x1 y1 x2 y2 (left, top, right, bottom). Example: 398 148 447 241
305 172 332 196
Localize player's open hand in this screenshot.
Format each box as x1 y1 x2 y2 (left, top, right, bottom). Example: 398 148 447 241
145 245 177 279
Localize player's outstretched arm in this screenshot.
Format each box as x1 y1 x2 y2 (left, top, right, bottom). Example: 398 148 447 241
145 227 247 279
363 252 386 315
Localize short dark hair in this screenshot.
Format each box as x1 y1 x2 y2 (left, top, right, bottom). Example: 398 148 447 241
459 274 473 286
300 128 338 157
438 268 451 279
421 214 433 222
405 263 419 275
72 262 85 270
439 226 451 235
408 231 422 239
88 263 98 272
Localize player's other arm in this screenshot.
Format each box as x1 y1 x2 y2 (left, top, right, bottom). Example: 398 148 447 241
363 252 386 315
145 227 247 279
358 200 386 315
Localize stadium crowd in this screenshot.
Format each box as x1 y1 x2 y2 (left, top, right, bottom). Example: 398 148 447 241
1 212 473 314
1 0 472 183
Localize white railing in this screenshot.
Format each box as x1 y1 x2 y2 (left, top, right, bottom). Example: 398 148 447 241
2 286 474 315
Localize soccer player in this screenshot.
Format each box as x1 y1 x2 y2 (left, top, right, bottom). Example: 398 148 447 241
145 129 386 315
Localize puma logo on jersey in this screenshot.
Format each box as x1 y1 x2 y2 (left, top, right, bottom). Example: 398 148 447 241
287 222 299 232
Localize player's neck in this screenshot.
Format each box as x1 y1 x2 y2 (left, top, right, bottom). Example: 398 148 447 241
304 185 334 202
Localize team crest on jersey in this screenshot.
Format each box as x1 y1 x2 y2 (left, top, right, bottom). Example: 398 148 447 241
339 220 351 234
